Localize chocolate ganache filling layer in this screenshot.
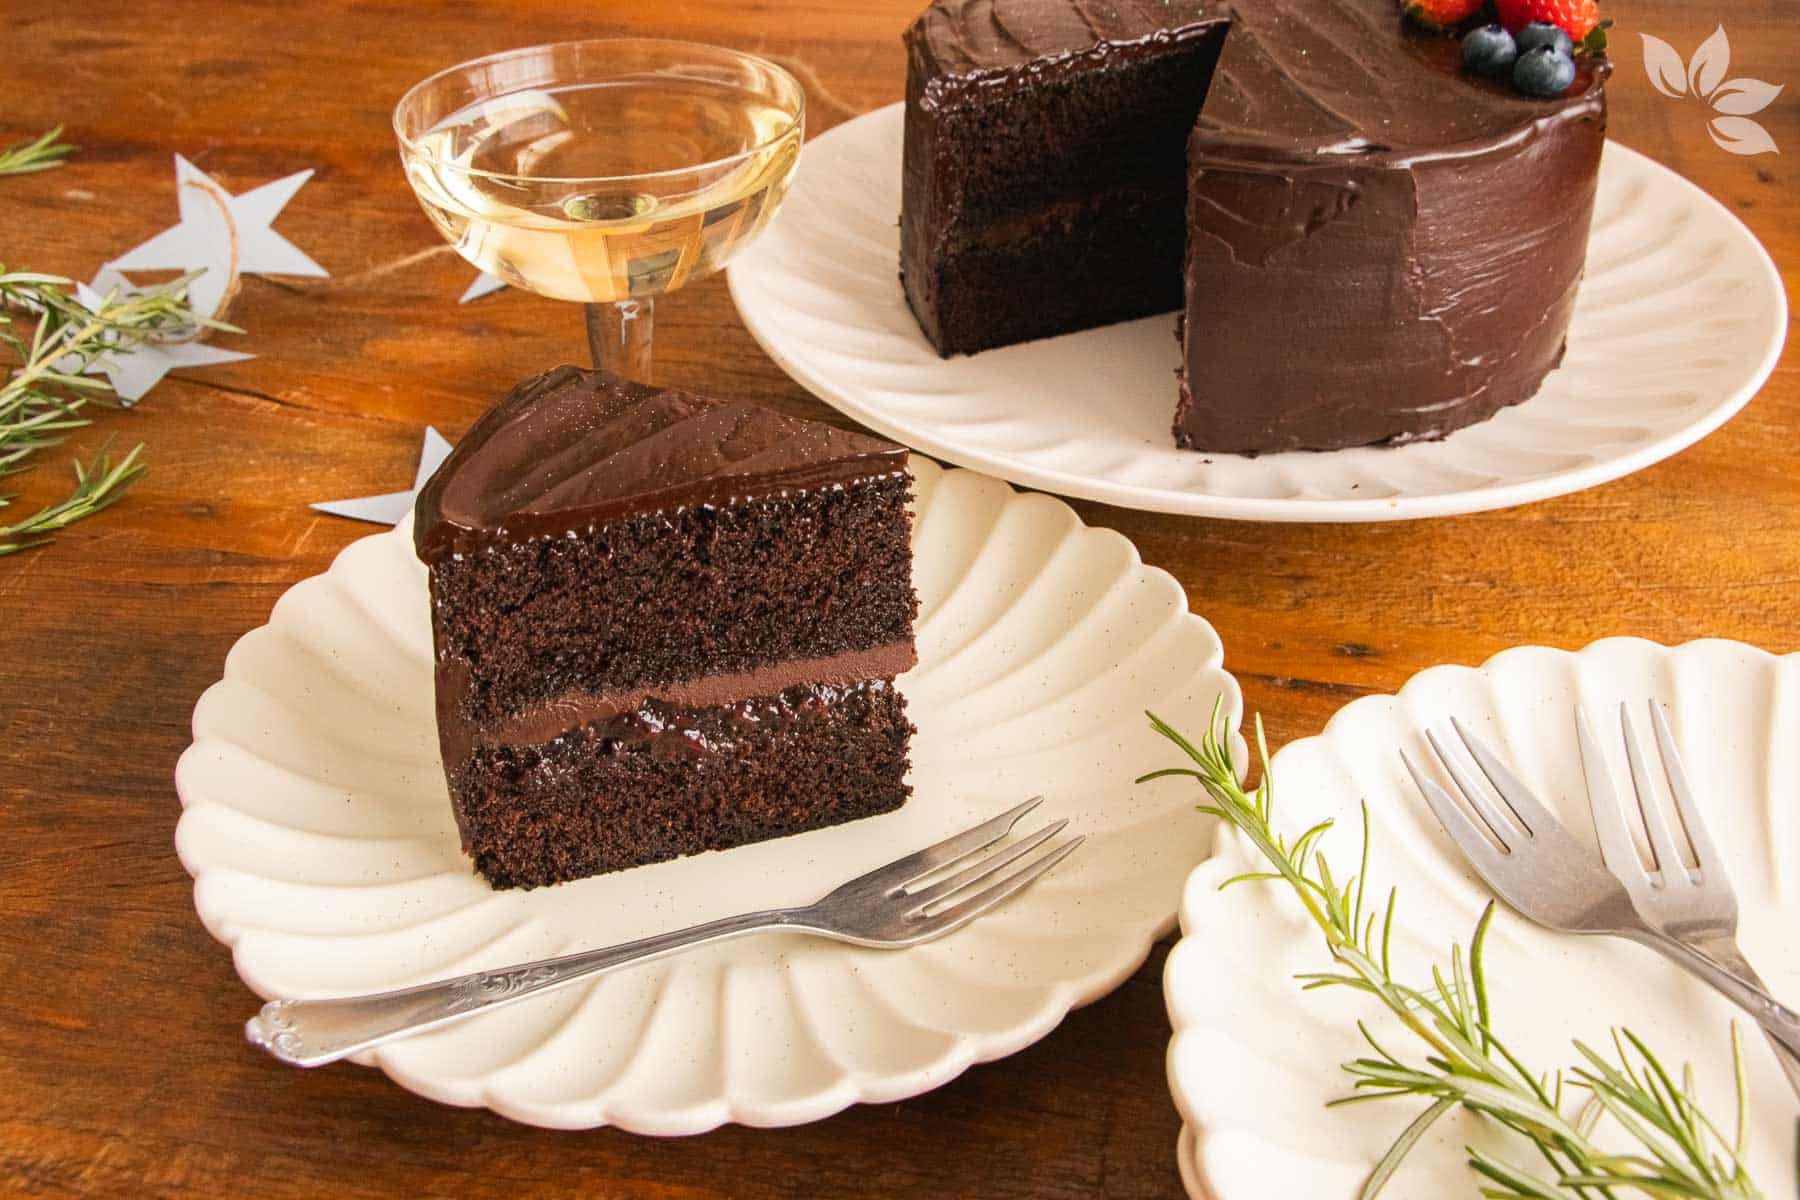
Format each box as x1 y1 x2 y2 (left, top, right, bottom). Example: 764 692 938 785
435 643 917 767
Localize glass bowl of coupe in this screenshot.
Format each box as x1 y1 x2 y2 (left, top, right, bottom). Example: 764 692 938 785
394 38 806 381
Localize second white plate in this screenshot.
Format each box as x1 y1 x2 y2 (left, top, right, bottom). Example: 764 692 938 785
1163 637 1800 1198
729 104 1786 522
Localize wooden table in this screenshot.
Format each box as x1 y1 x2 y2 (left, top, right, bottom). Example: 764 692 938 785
3 1 1793 1195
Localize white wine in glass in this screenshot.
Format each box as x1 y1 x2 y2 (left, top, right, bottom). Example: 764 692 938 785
395 40 806 381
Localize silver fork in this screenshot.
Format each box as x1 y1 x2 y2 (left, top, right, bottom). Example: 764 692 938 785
1401 717 1800 1096
246 797 1083 1068
1578 701 1800 1095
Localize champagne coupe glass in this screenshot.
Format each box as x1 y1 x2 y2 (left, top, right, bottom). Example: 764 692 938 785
394 39 805 382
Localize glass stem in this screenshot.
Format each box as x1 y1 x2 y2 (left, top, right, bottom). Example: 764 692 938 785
584 298 654 382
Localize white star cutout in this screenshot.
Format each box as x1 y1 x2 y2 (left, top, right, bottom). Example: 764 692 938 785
460 272 508 303
310 427 454 526
108 155 327 318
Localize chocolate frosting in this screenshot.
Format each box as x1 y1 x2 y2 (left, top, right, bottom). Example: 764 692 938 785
415 366 909 561
909 0 1602 155
907 0 1226 79
1191 0 1606 162
1178 0 1609 451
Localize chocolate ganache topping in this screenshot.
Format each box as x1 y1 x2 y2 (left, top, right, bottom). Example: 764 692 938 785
1192 0 1605 160
1177 0 1610 452
907 0 1227 78
414 366 909 561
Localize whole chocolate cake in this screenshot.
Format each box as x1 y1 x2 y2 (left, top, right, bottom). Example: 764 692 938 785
899 0 1609 452
415 367 917 889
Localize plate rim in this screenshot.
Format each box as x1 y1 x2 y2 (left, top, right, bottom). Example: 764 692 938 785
1161 634 1798 1196
728 104 1788 523
174 458 1243 1133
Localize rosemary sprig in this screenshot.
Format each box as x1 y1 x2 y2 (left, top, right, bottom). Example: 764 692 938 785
0 441 143 555
0 127 76 176
1143 705 1768 1200
0 268 223 552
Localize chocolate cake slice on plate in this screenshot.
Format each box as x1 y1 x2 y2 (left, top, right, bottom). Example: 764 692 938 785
414 366 917 889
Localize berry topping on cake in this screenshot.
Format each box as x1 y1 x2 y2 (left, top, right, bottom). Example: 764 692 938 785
1513 43 1579 95
1461 24 1520 77
1495 0 1607 52
1403 0 1485 32
1515 20 1574 57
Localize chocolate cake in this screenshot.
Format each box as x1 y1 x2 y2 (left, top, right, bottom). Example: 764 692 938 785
900 0 1609 452
414 367 917 889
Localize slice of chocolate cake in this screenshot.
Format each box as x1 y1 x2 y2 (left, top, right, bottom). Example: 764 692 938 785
900 0 1231 355
414 367 917 889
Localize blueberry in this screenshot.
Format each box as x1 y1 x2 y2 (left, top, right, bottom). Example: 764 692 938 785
1461 24 1519 77
1513 44 1577 96
1515 20 1573 57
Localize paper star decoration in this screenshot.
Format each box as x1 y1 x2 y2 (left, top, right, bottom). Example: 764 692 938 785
461 272 507 303
70 268 254 403
109 155 327 318
310 427 454 526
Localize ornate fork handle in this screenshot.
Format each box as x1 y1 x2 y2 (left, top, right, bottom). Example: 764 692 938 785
246 908 799 1068
1633 929 1800 1067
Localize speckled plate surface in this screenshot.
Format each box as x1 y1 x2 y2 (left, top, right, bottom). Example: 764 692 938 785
175 458 1241 1133
728 104 1786 521
1163 638 1800 1197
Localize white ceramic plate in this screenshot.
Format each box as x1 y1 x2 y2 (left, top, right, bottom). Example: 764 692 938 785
728 105 1787 522
1162 637 1800 1198
175 459 1240 1133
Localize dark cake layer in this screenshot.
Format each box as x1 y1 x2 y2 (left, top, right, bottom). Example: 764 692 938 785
901 2 1229 355
451 679 912 889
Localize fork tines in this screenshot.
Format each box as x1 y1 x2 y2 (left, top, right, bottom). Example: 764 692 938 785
841 797 1086 933
1402 718 1560 857
1577 701 1714 885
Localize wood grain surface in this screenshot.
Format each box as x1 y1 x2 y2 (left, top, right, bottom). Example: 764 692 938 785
2 1 1794 1195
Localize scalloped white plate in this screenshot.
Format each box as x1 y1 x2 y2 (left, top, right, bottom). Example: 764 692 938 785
727 105 1787 521
1163 638 1800 1198
175 458 1241 1133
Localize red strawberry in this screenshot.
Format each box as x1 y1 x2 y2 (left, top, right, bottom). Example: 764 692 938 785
1404 0 1484 31
1495 0 1602 44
